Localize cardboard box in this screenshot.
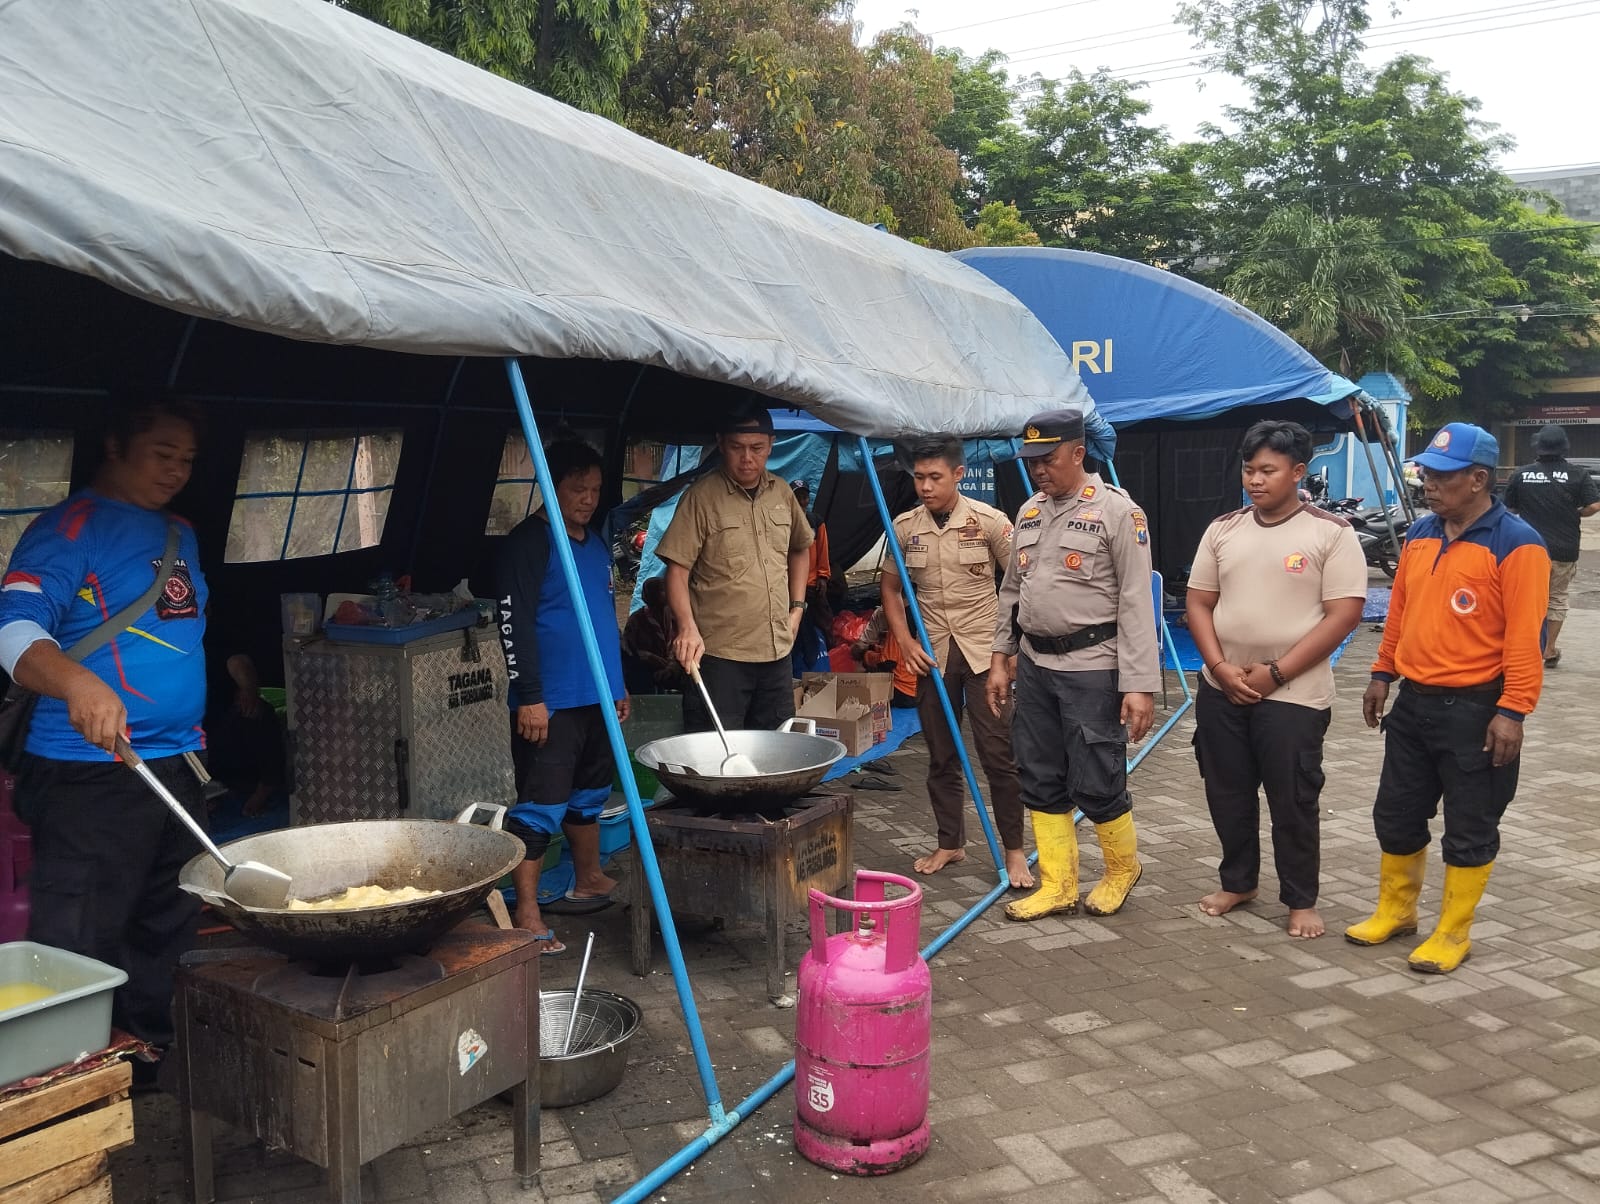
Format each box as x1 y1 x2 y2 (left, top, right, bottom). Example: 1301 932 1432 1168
797 673 894 756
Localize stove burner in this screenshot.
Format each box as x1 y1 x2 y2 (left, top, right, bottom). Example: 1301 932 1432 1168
658 790 836 823
250 953 447 1020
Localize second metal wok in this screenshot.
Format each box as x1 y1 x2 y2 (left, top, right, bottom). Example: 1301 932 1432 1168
179 804 524 962
634 718 847 812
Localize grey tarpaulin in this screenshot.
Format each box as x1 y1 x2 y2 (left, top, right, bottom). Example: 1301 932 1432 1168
0 0 1093 437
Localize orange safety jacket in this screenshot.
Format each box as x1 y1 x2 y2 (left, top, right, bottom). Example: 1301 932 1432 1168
1372 499 1549 718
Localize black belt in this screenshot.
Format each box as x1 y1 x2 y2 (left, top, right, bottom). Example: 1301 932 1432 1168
1024 623 1117 656
1403 677 1503 697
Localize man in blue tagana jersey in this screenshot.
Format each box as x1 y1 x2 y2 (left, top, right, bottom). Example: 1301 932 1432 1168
497 438 629 957
0 398 209 1064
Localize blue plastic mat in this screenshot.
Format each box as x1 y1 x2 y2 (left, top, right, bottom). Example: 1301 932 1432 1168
1364 586 1391 621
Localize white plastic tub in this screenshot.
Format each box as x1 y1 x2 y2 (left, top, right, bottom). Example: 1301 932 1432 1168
0 942 127 1087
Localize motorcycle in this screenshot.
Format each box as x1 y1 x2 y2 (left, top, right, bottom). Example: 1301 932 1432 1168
1350 502 1411 578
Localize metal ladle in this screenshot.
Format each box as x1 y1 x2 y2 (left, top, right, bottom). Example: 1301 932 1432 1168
117 735 294 909
689 664 758 776
561 931 597 1055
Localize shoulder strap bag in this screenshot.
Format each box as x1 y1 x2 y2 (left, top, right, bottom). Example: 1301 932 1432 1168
0 523 181 773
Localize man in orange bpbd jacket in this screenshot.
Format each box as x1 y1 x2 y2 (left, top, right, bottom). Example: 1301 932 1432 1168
1345 423 1549 974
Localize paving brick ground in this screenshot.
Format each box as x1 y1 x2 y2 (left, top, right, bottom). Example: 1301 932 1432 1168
112 556 1600 1204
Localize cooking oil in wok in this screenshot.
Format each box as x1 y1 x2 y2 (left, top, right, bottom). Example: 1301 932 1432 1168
0 982 56 1011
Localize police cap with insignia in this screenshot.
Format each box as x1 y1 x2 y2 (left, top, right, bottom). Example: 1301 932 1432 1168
1017 408 1086 458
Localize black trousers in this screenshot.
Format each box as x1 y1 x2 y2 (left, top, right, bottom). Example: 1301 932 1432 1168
1010 659 1130 823
19 753 208 1049
916 644 1024 850
682 653 795 733
1373 684 1518 867
1193 681 1330 909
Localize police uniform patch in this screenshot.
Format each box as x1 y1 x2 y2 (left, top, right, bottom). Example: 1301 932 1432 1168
1079 485 1097 500
1023 506 1040 520
1017 550 1031 572
1064 552 1083 570
1018 518 1042 532
1079 509 1101 523
1131 509 1149 545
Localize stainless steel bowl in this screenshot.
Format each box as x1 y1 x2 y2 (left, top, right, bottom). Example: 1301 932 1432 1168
539 989 641 1107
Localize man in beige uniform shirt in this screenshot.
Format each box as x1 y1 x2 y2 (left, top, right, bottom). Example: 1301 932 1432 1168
882 435 1033 889
987 408 1160 922
658 405 814 731
1186 420 1366 939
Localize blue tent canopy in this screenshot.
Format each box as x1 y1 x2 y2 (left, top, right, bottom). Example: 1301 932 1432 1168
952 248 1363 427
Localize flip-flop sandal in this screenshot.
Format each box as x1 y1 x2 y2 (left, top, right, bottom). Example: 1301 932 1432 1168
854 775 902 791
530 929 567 957
1544 650 1562 668
544 891 614 915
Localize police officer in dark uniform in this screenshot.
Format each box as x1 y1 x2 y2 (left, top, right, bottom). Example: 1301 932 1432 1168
987 408 1160 921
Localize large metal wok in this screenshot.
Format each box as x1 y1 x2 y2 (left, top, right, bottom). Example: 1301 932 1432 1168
633 718 847 812
179 804 524 962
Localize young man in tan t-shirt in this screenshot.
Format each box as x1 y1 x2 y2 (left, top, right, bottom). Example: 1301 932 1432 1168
1185 421 1367 939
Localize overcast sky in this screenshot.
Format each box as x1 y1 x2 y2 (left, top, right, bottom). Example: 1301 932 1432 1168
849 0 1597 173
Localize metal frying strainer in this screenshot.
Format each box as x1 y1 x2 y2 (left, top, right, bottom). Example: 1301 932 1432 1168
539 989 640 1057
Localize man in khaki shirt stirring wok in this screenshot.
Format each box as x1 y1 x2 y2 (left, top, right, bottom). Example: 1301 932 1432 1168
658 404 814 731
882 435 1033 889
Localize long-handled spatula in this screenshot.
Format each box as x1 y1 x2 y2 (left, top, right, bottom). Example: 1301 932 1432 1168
689 665 758 776
116 734 294 908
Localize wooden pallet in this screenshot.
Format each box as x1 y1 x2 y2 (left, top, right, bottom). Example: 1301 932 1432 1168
0 1062 133 1203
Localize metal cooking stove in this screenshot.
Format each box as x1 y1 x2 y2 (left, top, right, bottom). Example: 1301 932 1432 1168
628 787 854 1006
175 925 540 1203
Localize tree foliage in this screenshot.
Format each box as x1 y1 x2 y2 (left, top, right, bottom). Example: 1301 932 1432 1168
971 202 1041 247
334 0 646 118
1225 204 1406 371
621 2 968 247
934 54 1211 265
1180 0 1600 423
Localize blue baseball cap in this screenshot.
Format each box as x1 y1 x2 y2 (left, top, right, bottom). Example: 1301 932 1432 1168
1412 422 1498 472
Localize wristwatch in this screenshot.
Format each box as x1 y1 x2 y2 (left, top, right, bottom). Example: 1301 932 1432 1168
789 600 807 611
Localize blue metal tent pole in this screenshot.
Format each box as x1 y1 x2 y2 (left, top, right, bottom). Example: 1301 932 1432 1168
1128 619 1193 771
855 436 1005 873
504 359 727 1123
614 439 1051 1204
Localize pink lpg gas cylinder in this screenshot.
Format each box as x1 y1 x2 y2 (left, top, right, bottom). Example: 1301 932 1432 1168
794 869 931 1174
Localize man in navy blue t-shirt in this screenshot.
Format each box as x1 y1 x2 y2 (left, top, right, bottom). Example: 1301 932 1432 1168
1503 423 1600 668
497 439 628 956
0 399 209 1060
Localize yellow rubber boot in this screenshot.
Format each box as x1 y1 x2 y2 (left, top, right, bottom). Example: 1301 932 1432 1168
1083 813 1141 916
1004 811 1079 921
1409 862 1492 974
1344 850 1427 946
